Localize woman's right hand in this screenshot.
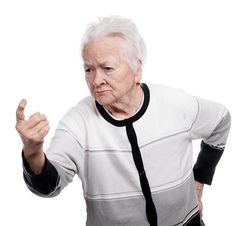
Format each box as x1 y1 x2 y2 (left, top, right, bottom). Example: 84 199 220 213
15 99 49 174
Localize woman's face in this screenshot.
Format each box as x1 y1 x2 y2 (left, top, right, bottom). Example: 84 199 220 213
82 36 141 106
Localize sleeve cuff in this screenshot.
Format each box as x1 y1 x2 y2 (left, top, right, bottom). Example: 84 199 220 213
193 141 224 185
22 151 60 195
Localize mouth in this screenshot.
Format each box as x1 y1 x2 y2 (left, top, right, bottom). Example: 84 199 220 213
95 90 110 95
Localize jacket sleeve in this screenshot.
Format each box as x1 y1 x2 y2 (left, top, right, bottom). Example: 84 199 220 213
22 127 84 197
22 152 60 197
190 97 231 185
22 106 86 197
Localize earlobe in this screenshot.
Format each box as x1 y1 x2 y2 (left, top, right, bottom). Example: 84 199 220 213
135 75 142 84
135 71 142 85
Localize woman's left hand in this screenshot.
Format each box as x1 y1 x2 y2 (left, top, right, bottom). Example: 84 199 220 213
195 181 204 218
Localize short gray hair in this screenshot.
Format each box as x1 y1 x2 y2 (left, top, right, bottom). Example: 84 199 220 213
81 16 147 71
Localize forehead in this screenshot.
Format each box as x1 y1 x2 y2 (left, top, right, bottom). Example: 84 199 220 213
82 36 124 64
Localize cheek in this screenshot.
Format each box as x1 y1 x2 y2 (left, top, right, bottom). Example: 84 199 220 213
85 78 95 96
118 71 136 87
85 76 93 88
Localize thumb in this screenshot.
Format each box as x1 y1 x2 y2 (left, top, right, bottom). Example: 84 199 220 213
16 99 27 122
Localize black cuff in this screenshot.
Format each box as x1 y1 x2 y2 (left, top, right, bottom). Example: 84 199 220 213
193 141 224 185
22 151 59 195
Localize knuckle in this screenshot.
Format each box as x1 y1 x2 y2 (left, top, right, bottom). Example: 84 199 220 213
41 127 49 136
41 114 47 120
31 116 40 124
34 114 47 123
43 120 49 126
15 123 20 131
35 114 41 121
42 126 49 133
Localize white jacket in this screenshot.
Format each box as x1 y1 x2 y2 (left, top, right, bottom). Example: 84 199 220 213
23 83 231 226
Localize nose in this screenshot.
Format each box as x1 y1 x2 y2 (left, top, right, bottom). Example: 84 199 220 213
93 69 106 87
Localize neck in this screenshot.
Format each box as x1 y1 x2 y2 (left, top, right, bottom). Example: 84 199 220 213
104 84 143 120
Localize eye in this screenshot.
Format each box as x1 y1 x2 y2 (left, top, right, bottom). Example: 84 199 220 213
104 67 114 71
85 68 91 73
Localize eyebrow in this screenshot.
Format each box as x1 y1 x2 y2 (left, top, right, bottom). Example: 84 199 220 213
84 61 116 68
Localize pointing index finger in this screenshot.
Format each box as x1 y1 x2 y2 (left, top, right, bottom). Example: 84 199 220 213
16 99 27 122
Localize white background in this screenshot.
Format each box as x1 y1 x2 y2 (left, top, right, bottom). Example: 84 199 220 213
0 0 235 225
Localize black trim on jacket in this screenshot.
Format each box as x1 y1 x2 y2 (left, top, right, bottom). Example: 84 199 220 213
22 152 59 195
96 83 158 226
184 212 201 226
95 83 150 127
193 141 224 185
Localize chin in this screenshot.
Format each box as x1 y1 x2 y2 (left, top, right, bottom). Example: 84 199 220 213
95 96 114 106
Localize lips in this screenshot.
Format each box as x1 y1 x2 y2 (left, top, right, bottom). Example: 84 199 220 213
95 90 110 95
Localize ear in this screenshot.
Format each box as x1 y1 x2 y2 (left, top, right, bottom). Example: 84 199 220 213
134 59 142 84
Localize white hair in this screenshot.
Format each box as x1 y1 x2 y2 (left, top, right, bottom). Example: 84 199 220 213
81 16 147 71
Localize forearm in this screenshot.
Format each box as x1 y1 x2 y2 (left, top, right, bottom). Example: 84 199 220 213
23 146 45 175
23 152 60 196
193 141 224 185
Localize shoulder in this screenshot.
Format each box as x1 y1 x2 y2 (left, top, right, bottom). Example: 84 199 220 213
147 83 197 106
63 95 95 120
148 83 189 99
147 83 199 127
56 96 96 136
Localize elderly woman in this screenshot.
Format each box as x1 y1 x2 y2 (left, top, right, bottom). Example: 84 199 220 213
16 16 231 226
